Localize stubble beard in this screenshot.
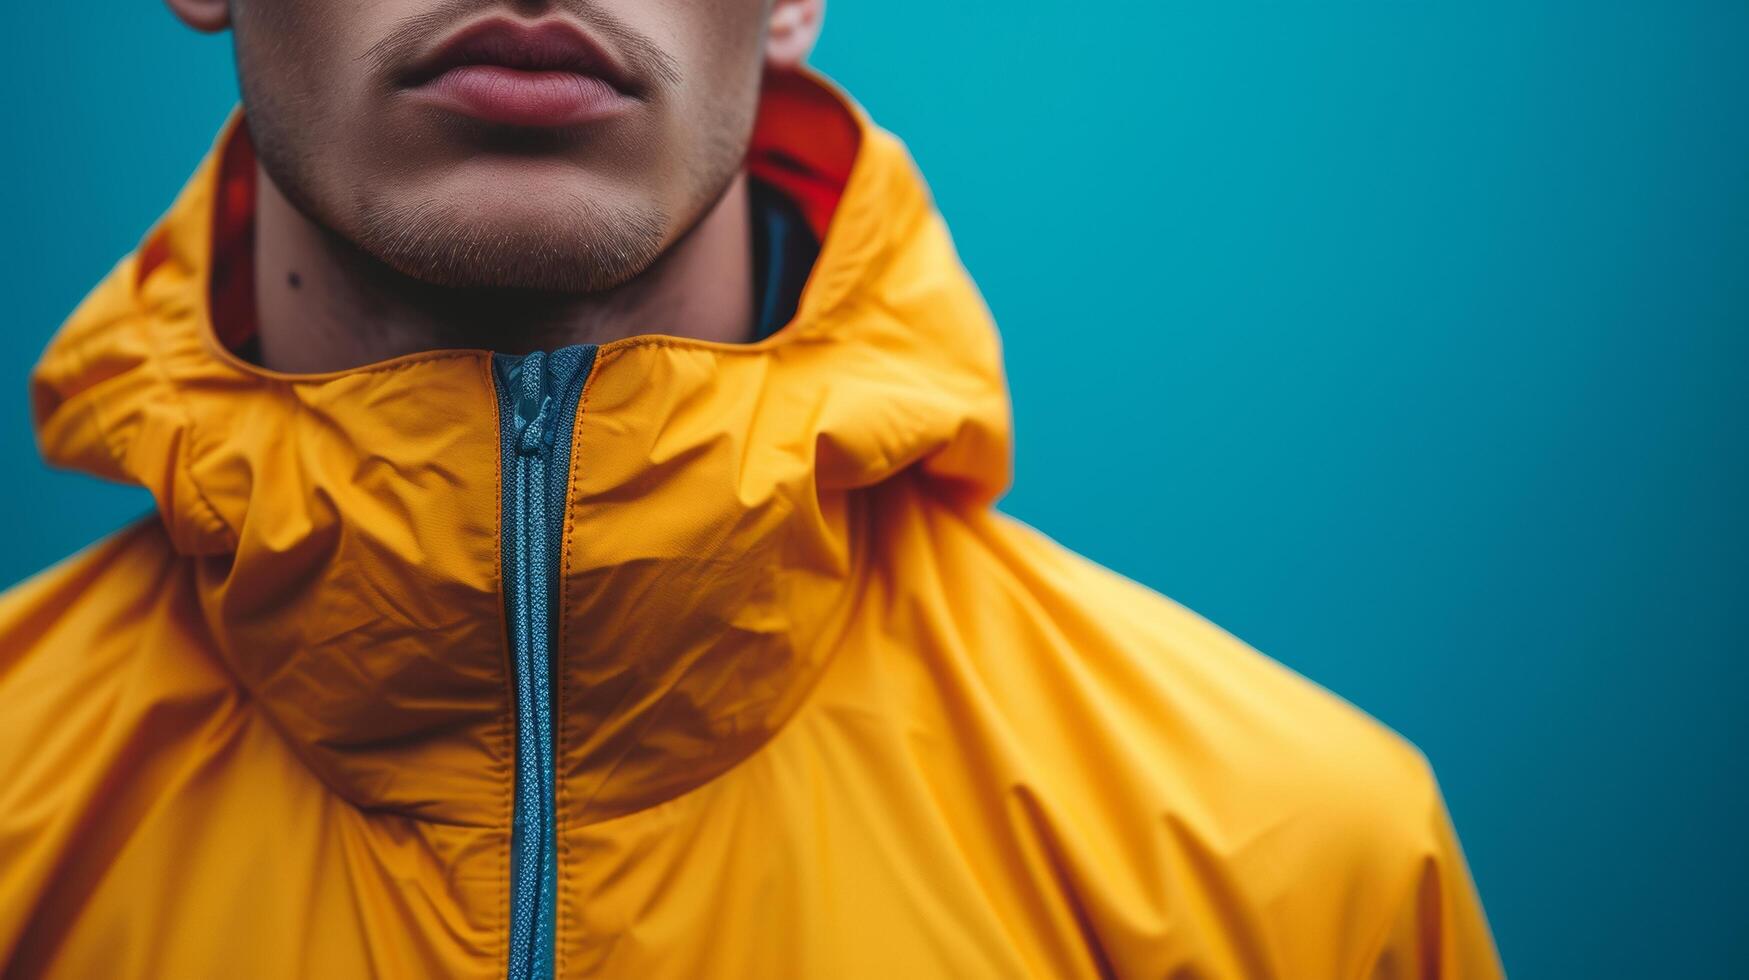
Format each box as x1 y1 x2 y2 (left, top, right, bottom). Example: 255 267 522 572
349 187 673 294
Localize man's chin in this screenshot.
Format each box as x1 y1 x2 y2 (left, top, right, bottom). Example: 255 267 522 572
352 199 670 295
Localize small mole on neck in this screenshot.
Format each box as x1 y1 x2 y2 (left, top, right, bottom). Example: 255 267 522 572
287 271 302 290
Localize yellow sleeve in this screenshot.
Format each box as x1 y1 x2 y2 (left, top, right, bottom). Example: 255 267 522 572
1366 779 1506 979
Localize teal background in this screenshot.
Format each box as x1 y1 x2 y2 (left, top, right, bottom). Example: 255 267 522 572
3 4 1745 976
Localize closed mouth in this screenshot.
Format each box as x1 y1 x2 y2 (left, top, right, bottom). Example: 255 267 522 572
403 17 638 97
398 16 642 128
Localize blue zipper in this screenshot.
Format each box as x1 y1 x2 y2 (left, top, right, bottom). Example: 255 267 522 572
493 345 597 980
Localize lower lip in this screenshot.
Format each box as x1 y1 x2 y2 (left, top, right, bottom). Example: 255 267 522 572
414 65 633 127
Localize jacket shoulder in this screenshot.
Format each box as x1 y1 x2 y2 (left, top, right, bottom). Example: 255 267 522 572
0 518 182 660
0 519 224 964
944 508 1436 812
892 506 1499 975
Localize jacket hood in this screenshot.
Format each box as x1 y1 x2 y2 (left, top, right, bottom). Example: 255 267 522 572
30 69 1011 823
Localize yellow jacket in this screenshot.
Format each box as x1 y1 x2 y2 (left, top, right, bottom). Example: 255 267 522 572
0 71 1502 979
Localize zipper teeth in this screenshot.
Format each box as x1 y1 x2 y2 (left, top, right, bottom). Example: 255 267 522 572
498 347 595 980
501 354 552 980
506 360 547 980
525 445 556 978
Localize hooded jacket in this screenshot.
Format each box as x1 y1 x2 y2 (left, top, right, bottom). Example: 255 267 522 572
0 71 1503 979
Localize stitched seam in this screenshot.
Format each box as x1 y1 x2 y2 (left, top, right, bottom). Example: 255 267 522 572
602 330 828 356
593 307 862 358
552 354 600 980
195 307 491 384
244 350 486 381
485 355 515 980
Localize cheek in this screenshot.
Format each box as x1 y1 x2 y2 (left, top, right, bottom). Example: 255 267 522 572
701 0 774 82
236 0 408 109
672 3 771 136
610 0 767 189
648 0 771 102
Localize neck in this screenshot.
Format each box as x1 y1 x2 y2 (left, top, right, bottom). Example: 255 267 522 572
252 166 756 373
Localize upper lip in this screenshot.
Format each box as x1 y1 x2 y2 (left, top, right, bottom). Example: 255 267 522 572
402 17 637 95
